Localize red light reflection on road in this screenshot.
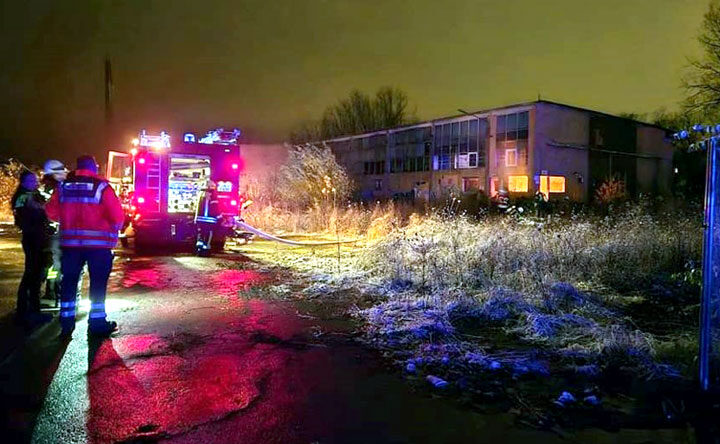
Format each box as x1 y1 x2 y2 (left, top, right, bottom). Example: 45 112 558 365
210 269 267 296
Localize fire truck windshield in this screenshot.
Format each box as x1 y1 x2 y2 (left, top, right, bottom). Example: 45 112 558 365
168 155 211 214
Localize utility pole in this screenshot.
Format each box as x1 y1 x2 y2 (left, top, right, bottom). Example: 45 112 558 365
104 58 113 150
676 125 720 391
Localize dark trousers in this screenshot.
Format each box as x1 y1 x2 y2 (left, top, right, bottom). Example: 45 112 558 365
59 248 113 330
17 237 47 317
44 235 62 302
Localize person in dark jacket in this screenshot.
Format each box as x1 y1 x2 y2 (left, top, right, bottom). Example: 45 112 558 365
11 170 53 327
194 180 220 255
41 160 68 304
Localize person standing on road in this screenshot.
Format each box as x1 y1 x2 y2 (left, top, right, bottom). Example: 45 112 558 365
46 155 124 337
40 160 68 304
194 180 219 255
11 170 53 328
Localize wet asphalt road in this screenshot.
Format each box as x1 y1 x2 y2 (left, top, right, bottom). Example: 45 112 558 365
0 232 693 444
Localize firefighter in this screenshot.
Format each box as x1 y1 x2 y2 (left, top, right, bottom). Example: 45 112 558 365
495 188 510 214
534 189 547 218
11 170 53 328
41 160 68 304
46 155 125 337
195 180 219 255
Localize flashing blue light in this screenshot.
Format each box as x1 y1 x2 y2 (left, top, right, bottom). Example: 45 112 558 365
694 124 706 132
184 133 196 143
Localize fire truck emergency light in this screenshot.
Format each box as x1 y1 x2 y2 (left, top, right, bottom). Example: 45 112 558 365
138 130 171 149
199 128 241 145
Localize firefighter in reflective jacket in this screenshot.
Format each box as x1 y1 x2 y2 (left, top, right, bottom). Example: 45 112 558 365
46 155 125 337
195 180 219 255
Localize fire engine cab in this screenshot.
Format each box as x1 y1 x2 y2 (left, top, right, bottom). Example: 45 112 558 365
106 128 250 253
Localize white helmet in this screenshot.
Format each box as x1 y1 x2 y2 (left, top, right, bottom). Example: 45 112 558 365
43 159 68 179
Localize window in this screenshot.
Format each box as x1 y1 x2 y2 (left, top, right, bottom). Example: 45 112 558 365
549 176 565 193
433 118 487 170
362 135 387 175
539 175 566 196
496 111 529 142
462 177 480 192
508 175 528 192
505 149 517 167
390 128 431 173
375 179 383 191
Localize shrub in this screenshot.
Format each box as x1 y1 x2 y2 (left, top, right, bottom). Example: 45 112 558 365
0 159 24 222
595 176 627 205
277 143 352 209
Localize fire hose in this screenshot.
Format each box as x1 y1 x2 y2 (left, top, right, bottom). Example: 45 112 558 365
233 220 359 246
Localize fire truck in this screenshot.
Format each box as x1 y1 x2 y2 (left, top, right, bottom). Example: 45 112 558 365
106 128 251 253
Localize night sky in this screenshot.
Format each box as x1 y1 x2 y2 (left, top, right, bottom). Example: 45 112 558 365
0 0 710 165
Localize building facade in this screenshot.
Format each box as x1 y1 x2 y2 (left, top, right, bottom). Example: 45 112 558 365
323 100 674 202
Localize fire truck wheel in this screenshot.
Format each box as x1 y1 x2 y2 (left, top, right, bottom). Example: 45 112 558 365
210 238 226 253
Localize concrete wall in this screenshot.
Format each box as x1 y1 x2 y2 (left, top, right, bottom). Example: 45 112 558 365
533 102 590 201
636 126 673 195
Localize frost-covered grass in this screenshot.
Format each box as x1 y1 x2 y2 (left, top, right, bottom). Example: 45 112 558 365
238 202 702 422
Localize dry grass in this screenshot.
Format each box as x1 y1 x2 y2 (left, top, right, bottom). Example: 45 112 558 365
242 200 703 384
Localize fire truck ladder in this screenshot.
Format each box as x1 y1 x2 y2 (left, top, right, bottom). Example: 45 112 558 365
145 156 162 212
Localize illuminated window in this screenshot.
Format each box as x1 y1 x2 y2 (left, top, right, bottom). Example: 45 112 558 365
549 176 565 193
505 149 517 167
539 175 566 196
507 175 528 192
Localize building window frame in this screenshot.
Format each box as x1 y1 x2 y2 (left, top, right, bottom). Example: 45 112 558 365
505 148 517 167
507 175 528 193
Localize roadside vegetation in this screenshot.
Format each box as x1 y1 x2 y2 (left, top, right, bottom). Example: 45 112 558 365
0 159 25 222
236 144 704 429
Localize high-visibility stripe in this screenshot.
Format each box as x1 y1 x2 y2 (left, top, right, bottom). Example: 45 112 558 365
60 310 76 318
61 238 116 248
90 303 105 310
196 216 217 223
59 181 108 204
62 229 118 238
59 197 102 204
89 312 106 319
60 301 76 308
63 182 93 191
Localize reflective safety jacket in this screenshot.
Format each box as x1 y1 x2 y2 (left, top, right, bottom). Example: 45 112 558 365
46 169 124 249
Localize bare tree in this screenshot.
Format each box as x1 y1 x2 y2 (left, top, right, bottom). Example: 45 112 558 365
685 1 720 114
291 86 416 142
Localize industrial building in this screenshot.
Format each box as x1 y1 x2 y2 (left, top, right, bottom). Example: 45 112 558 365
323 100 674 202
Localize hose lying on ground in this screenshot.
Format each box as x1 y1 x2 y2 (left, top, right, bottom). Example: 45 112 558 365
234 220 360 246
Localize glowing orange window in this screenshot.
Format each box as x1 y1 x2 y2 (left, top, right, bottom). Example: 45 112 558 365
507 175 528 192
539 175 566 196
